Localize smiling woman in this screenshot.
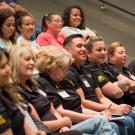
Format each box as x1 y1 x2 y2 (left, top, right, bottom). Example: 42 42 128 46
36 13 65 47
15 10 41 58
61 5 96 38
0 9 16 51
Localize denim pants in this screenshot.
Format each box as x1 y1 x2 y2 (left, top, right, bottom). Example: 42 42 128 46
111 115 135 135
71 115 117 135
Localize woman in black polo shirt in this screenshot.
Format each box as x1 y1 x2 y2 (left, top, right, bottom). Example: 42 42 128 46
107 41 135 106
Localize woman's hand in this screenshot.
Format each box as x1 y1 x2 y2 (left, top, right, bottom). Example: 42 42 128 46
59 127 70 132
117 104 131 114
62 117 72 127
36 130 47 135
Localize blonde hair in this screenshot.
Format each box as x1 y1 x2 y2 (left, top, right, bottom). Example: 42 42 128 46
9 45 35 84
36 46 74 73
85 35 104 52
107 41 123 61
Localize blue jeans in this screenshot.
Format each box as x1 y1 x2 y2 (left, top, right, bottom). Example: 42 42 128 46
111 115 135 135
71 115 117 135
127 111 135 125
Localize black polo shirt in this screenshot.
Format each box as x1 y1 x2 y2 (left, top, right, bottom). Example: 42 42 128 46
100 63 119 83
82 61 110 89
108 63 135 81
128 60 135 76
0 88 25 135
63 63 100 103
107 62 135 105
17 80 56 121
82 61 125 104
37 73 82 113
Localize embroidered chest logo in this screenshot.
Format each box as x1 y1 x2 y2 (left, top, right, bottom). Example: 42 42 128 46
0 115 6 125
98 75 105 83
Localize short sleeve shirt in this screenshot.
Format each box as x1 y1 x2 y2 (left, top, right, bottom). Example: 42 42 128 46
80 62 100 102
37 73 82 113
100 63 119 82
108 63 135 81
62 64 100 102
17 81 56 121
128 60 135 76
36 32 65 48
83 61 110 88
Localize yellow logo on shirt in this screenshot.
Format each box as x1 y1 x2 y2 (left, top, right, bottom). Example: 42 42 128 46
98 75 105 83
0 115 6 125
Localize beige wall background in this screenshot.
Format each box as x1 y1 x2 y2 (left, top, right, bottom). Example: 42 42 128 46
19 0 135 64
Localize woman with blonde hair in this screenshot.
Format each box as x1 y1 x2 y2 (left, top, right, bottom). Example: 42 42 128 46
0 47 46 135
9 45 82 135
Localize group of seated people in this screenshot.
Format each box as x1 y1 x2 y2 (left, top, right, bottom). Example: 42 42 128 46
1 1 135 135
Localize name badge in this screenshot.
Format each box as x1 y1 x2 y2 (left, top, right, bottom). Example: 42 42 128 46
128 72 135 80
130 74 135 81
37 89 47 97
57 90 70 98
83 79 91 87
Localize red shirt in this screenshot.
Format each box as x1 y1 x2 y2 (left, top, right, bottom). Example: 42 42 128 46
36 32 65 48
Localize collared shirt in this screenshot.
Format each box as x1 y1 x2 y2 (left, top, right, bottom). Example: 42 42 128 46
108 62 135 81
80 61 101 102
37 73 82 113
82 61 110 88
62 63 100 103
100 63 119 83
17 80 56 121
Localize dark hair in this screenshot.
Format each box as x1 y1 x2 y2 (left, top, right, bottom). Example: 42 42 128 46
0 48 9 61
0 10 16 44
63 34 83 47
62 5 85 29
0 48 24 103
41 13 58 32
15 10 34 34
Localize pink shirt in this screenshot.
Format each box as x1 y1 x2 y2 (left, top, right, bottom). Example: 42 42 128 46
36 32 65 48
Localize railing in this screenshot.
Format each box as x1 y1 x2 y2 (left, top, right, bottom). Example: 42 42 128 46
98 0 135 17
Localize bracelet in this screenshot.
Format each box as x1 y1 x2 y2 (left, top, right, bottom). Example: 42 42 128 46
108 104 112 109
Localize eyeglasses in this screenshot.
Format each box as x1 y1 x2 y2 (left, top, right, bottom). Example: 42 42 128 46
51 19 63 24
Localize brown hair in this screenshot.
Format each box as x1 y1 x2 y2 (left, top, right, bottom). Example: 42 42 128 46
107 41 123 61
